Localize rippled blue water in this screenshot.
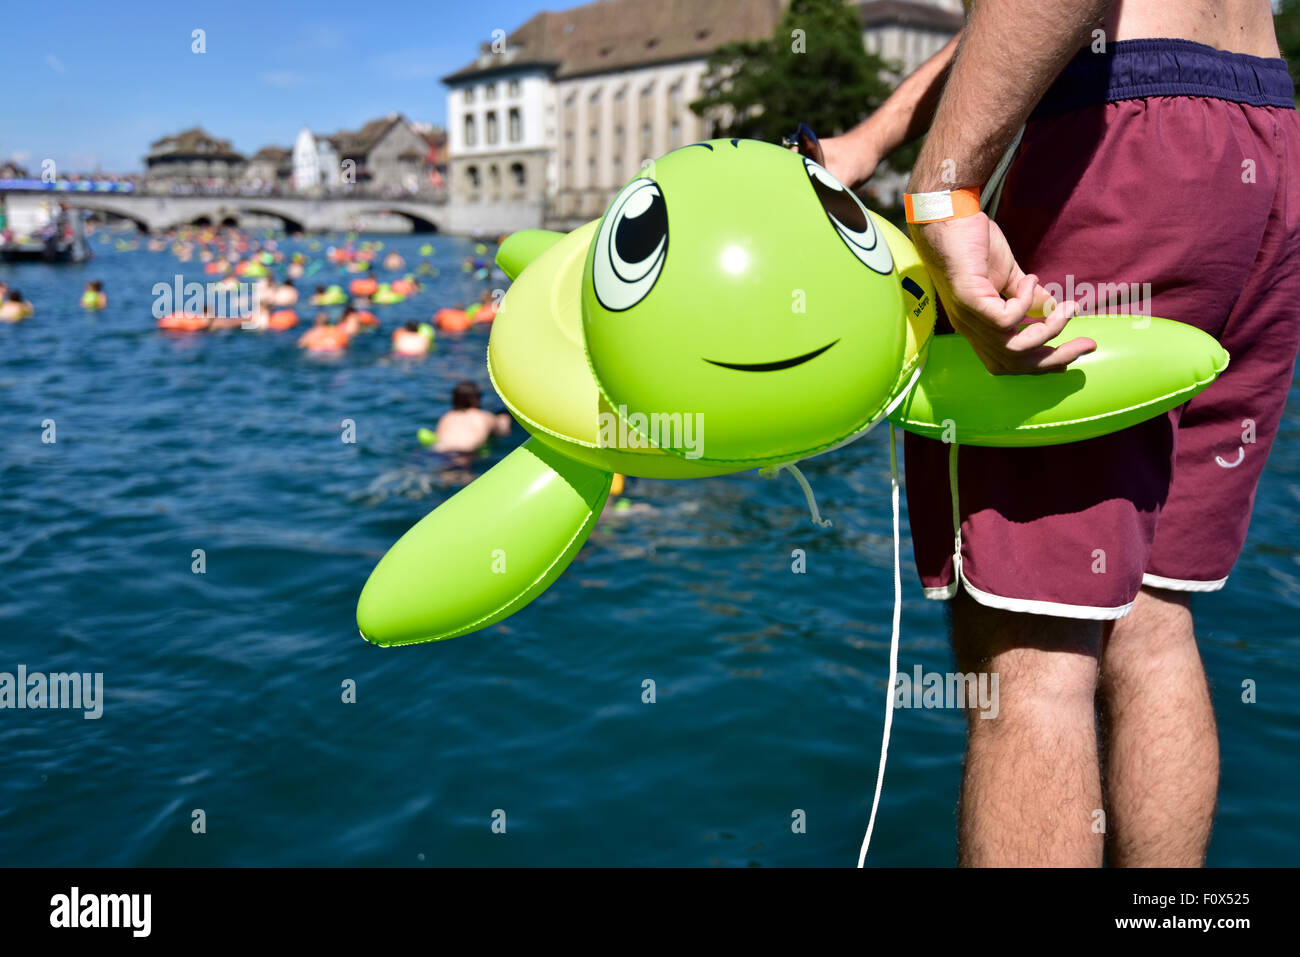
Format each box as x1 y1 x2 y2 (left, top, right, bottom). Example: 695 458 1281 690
0 229 1296 866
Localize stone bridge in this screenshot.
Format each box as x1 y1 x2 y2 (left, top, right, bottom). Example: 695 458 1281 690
1 190 448 233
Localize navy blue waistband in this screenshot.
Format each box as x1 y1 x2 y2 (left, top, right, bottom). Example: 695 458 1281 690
1032 38 1296 117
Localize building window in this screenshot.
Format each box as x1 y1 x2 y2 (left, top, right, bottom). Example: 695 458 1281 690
508 108 522 142
510 162 525 187
486 82 497 100
640 122 652 155
614 124 625 154
464 115 476 147
670 118 681 148
466 165 480 188
669 81 682 111
489 164 500 191
507 79 520 97
486 111 499 145
640 82 654 99
464 86 475 103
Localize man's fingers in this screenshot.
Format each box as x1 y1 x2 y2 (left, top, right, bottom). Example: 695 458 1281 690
1015 336 1098 372
970 272 1036 331
1005 298 1080 352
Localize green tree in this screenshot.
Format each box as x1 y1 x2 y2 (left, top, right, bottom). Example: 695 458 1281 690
690 0 894 145
1279 0 1300 105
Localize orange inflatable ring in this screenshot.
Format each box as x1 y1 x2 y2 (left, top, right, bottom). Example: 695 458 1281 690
354 310 379 327
158 313 208 332
435 308 471 332
269 310 299 330
305 327 350 352
350 278 378 296
473 302 498 324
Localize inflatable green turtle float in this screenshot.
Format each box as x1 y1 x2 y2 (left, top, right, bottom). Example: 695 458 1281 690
356 139 1226 646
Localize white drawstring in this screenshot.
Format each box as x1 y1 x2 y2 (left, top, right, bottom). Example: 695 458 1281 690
780 462 832 528
858 423 903 867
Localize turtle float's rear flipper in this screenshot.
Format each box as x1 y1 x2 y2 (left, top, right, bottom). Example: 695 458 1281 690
357 437 612 646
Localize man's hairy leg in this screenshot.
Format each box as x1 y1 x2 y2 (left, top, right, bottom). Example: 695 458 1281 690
1100 587 1218 866
950 590 1104 866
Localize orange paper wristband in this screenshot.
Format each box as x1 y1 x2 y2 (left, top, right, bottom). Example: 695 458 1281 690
903 187 982 224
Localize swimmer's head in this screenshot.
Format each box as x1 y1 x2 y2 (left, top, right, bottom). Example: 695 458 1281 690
404 321 419 332
452 381 481 410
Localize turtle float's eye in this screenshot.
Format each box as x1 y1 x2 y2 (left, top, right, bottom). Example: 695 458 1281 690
804 158 893 276
592 177 668 311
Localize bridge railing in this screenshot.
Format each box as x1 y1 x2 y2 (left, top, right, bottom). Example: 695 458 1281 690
133 182 449 203
0 180 449 204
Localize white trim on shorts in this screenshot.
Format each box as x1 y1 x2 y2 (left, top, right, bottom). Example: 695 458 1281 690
920 571 1135 620
1142 572 1228 592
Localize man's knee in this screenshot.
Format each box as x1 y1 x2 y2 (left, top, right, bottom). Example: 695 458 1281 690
1102 585 1201 693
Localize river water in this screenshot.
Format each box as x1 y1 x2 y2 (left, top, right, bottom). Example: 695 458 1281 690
0 227 1296 865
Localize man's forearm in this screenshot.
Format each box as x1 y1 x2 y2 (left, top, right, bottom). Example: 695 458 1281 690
909 0 1111 193
853 33 961 158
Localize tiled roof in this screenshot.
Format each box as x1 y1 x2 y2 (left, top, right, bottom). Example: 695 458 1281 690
148 127 243 158
858 0 964 31
443 0 785 83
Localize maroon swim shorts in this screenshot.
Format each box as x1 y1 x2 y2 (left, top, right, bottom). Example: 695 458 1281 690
906 39 1300 619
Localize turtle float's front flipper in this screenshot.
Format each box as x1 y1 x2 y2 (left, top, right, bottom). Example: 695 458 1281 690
496 230 566 281
357 437 612 646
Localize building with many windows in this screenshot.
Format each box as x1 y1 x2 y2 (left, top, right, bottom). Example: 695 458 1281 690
442 0 964 231
144 128 245 189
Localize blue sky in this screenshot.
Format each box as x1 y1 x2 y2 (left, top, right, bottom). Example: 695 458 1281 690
3 0 548 173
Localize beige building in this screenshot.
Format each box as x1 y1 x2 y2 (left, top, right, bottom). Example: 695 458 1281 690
863 0 964 75
442 0 963 232
144 128 245 189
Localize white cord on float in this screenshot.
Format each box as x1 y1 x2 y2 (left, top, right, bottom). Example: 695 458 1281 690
858 423 903 867
781 462 832 528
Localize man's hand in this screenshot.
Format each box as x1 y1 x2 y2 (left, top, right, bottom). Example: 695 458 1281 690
819 130 881 191
910 213 1095 374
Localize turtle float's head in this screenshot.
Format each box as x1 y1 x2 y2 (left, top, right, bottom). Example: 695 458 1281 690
581 137 931 467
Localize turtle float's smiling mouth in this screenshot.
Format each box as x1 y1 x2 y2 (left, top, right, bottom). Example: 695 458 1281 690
703 340 839 372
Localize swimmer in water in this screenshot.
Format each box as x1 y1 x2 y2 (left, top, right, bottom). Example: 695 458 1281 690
81 280 107 309
298 312 349 352
432 381 512 456
243 298 272 331
0 289 34 322
392 320 432 357
338 306 364 338
383 251 405 271
274 279 298 307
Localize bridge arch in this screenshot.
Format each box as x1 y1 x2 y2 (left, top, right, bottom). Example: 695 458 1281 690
236 207 306 234
59 201 149 233
354 207 440 233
